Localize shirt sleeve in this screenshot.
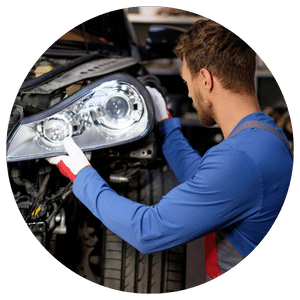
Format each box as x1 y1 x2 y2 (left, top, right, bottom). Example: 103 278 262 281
158 118 203 183
73 146 261 255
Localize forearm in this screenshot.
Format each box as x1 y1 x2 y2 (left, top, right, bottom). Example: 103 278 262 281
159 118 202 182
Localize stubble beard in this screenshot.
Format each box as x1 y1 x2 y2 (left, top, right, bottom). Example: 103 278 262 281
194 90 216 128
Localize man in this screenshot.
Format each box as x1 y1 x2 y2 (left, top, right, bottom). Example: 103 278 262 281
47 19 293 281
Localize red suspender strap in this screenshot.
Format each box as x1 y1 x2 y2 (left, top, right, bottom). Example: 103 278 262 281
204 232 221 279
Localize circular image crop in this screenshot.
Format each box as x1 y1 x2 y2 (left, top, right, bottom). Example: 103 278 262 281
6 6 293 294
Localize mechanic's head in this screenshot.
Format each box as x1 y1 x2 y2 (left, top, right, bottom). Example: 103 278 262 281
174 19 256 95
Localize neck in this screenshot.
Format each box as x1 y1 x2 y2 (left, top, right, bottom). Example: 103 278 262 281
212 91 261 139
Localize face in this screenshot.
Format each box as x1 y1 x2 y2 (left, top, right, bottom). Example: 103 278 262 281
181 58 216 127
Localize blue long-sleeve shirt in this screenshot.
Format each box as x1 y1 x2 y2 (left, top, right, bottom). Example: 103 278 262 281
73 112 293 257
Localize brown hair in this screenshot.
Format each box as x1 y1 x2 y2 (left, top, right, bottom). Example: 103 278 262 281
174 19 256 94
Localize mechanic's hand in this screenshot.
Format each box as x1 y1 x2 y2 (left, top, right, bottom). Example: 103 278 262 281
146 86 172 125
46 137 91 182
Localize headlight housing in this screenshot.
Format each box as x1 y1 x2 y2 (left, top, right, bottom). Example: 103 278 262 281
7 73 154 162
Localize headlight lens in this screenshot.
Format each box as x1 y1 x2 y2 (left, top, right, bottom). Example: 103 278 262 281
7 73 154 162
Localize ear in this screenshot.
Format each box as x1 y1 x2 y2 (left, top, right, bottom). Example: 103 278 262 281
199 69 214 92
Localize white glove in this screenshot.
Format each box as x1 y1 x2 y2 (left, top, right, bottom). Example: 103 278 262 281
146 86 172 124
46 137 91 182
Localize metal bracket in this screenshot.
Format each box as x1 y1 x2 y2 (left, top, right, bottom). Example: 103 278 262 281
28 221 46 233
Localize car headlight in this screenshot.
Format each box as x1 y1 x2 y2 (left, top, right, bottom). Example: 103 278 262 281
7 73 154 162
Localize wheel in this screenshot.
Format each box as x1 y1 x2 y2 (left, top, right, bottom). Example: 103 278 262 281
101 166 186 293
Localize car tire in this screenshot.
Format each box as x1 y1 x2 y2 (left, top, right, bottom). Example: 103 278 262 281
101 166 186 293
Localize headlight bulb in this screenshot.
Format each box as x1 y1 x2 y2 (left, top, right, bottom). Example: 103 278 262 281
40 116 72 145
